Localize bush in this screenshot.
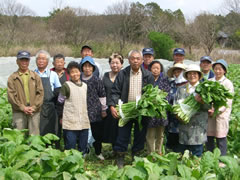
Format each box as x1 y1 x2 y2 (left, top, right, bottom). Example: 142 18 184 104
148 32 175 60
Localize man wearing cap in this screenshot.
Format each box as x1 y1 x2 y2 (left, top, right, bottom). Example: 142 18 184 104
200 56 214 82
7 51 44 135
79 45 103 78
173 48 185 64
34 50 61 136
142 48 154 70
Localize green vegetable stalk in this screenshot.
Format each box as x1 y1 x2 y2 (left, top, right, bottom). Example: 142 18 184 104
116 84 172 129
173 94 201 124
173 80 233 124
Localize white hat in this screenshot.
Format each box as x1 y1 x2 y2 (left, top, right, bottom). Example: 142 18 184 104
183 64 203 80
167 63 186 78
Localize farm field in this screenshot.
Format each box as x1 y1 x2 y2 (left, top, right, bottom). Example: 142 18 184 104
0 64 240 179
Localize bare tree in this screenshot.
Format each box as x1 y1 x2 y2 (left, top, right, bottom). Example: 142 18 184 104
180 22 199 55
0 0 34 54
104 1 145 53
222 0 240 13
194 13 219 55
49 7 96 47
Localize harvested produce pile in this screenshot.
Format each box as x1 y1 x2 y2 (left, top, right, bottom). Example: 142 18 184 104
116 84 171 128
173 80 233 124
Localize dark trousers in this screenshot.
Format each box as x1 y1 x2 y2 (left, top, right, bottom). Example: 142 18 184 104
91 121 104 155
113 119 147 153
206 136 227 156
179 144 203 157
166 132 180 152
63 129 88 154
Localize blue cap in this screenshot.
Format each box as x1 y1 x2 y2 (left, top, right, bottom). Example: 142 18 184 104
142 48 154 55
213 59 228 73
17 50 30 60
80 56 96 71
200 56 212 63
173 48 185 55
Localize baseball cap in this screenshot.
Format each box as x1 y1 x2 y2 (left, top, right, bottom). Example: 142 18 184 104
81 45 92 52
17 50 30 60
173 48 185 56
200 56 212 63
142 48 154 56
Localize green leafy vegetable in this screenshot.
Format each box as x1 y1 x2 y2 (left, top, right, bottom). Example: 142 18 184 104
173 80 233 124
116 84 172 128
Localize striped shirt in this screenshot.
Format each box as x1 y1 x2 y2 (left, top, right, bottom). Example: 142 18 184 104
128 68 142 102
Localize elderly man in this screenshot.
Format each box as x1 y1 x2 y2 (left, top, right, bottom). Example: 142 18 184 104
142 48 154 70
51 53 70 85
200 56 214 82
79 45 103 78
8 50 44 135
109 50 154 168
34 50 61 136
173 48 185 64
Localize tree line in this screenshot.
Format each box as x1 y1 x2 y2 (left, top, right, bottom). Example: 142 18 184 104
0 0 239 59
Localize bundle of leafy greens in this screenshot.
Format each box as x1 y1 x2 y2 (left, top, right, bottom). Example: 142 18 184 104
173 80 233 124
116 84 172 129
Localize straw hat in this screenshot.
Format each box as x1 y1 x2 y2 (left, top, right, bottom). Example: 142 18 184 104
167 63 186 78
183 64 203 80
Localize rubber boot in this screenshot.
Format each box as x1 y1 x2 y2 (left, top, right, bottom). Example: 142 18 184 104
115 152 125 169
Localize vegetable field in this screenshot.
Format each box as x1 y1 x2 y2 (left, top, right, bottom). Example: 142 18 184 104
0 64 240 179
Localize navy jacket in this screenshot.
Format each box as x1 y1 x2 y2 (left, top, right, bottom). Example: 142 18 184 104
200 70 215 82
109 66 154 106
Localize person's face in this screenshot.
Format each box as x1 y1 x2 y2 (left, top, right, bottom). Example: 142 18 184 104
110 58 123 73
213 64 226 79
151 63 161 78
187 71 200 85
17 58 30 72
143 54 154 66
53 58 65 71
82 62 94 77
173 54 184 64
173 68 183 78
200 60 212 73
36 53 48 70
128 52 143 72
69 67 81 82
81 48 93 58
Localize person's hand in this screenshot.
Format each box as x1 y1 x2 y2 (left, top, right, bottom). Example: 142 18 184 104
195 94 204 104
28 107 35 115
208 108 214 117
23 106 33 115
101 111 107 118
110 106 119 119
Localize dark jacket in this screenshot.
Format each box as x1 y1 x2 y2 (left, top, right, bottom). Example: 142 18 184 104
109 66 154 106
200 70 215 82
50 68 70 85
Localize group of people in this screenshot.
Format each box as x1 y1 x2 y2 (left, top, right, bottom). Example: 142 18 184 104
7 45 234 168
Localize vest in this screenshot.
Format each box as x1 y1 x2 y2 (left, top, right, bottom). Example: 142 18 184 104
62 81 90 130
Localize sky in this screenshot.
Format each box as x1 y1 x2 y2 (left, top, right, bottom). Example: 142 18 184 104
17 0 225 19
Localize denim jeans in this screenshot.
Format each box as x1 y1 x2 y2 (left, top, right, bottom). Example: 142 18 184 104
63 129 89 154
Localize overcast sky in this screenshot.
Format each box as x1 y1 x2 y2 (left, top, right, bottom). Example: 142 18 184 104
17 0 225 18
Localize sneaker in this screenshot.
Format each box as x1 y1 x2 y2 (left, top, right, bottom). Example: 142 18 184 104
97 153 105 160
